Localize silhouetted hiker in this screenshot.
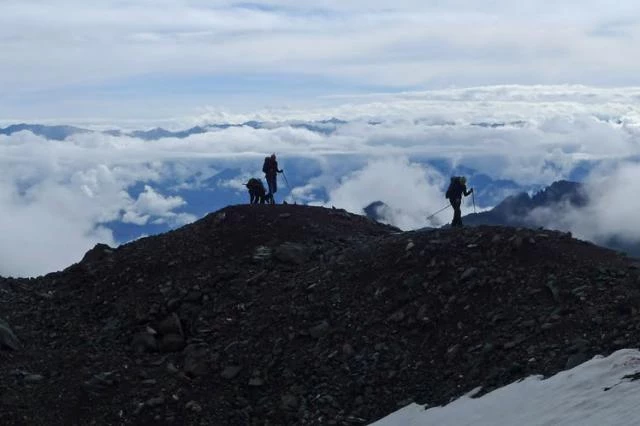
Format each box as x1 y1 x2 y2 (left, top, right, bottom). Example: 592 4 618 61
262 153 283 201
445 176 473 227
244 178 273 204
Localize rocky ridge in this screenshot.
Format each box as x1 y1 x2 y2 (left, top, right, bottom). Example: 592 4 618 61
1 204 640 425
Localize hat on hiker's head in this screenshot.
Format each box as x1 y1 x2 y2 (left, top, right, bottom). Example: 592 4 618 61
460 176 467 184
270 153 276 159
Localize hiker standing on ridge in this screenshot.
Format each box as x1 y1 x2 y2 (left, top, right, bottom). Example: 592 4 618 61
262 153 283 202
445 176 473 228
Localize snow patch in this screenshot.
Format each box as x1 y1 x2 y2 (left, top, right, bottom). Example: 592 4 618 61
374 349 640 426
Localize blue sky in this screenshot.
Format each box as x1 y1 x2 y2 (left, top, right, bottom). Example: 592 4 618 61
1 0 639 120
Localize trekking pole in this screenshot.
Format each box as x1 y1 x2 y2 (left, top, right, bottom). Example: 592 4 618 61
472 190 477 214
281 171 297 204
426 204 451 221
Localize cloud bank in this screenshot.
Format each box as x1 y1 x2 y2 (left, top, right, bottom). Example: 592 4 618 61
528 162 640 247
0 85 639 275
1 1 640 118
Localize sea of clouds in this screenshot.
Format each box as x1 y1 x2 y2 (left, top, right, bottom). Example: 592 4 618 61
1 85 639 276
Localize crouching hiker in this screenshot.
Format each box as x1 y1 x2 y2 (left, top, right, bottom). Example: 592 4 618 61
244 178 273 204
445 176 473 227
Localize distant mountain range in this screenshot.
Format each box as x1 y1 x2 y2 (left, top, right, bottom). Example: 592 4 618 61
0 119 540 142
0 118 349 141
462 180 588 227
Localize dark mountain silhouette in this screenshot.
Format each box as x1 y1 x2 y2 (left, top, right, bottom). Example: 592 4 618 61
462 180 640 256
1 118 535 142
0 123 90 141
463 180 588 227
128 126 209 140
2 204 640 425
363 200 392 222
470 120 527 128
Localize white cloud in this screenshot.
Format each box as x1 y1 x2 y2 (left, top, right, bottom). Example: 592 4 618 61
124 185 197 227
122 211 150 226
528 162 640 245
0 178 116 277
131 185 185 216
1 2 640 118
0 85 639 275
322 157 450 230
0 133 204 276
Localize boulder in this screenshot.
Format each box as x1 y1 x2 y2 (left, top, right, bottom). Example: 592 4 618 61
0 319 20 351
274 242 309 265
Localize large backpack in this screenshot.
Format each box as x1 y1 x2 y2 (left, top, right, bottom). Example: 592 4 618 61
262 157 270 174
445 177 460 199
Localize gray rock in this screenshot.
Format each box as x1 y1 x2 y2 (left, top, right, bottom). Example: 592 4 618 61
83 372 116 394
146 396 165 407
166 298 182 311
568 338 590 354
158 313 183 337
184 291 203 303
186 401 203 413
513 236 524 248
388 310 405 322
281 394 299 410
566 353 590 369
131 332 158 354
24 374 45 383
482 343 495 355
309 320 331 339
183 343 210 377
81 243 114 263
460 267 478 282
545 281 560 303
248 377 265 387
221 365 242 380
446 344 461 360
166 362 179 374
274 242 309 265
0 319 20 351
158 333 186 352
212 211 226 225
342 343 355 357
253 246 272 261
100 317 121 334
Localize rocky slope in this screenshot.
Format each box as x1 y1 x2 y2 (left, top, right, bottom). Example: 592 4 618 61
2 204 640 425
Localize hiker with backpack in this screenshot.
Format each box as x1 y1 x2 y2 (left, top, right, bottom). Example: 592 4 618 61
445 176 473 227
262 153 283 202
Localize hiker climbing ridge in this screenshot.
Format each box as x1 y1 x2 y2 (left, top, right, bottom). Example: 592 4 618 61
262 153 283 203
445 176 474 227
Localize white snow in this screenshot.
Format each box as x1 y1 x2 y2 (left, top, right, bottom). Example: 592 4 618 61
373 349 640 426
